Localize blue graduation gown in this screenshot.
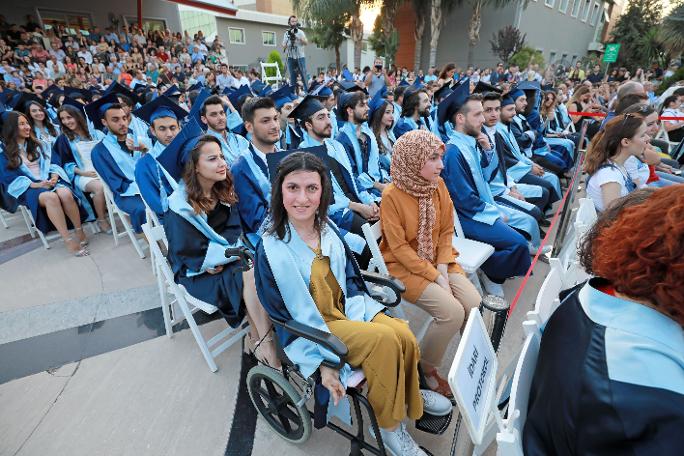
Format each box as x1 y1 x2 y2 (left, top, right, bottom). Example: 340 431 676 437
335 122 388 198
91 134 146 232
441 132 530 281
134 144 177 220
205 128 250 165
230 145 272 242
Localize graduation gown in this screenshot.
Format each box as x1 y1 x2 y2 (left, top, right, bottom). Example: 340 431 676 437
284 123 303 150
511 114 570 173
134 141 177 220
164 182 245 327
206 128 250 165
393 115 429 140
335 122 388 199
91 133 146 232
441 131 530 281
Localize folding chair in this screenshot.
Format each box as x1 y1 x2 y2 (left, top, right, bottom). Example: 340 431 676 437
656 123 680 151
101 180 146 259
524 258 565 336
574 197 597 241
452 209 495 296
142 199 162 277
495 330 541 456
260 62 283 86
19 205 53 249
142 222 250 373
0 209 8 228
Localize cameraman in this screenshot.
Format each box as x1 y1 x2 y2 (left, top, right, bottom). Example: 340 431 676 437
364 57 388 97
282 15 309 89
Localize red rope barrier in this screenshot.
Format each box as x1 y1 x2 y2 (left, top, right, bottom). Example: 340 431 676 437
507 153 586 317
567 112 684 121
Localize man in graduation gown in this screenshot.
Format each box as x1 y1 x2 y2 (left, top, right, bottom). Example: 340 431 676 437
310 83 339 139
200 94 249 165
335 90 388 200
230 97 282 245
132 95 190 221
438 81 531 297
104 82 153 152
89 94 147 232
393 87 432 139
266 85 300 150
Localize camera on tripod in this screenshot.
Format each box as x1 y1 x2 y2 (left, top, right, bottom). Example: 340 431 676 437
287 23 300 40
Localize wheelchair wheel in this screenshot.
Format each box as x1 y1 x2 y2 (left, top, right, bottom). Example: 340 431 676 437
247 365 312 444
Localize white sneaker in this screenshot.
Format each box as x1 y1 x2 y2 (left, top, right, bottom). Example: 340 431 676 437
528 242 552 255
480 274 505 298
379 423 427 456
420 389 452 416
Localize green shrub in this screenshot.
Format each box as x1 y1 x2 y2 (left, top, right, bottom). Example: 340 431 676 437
657 66 684 95
509 47 545 69
265 51 285 78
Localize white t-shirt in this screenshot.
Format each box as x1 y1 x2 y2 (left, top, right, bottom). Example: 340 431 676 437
624 156 650 188
586 165 630 212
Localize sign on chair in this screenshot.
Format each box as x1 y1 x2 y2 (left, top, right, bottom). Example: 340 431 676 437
448 308 499 445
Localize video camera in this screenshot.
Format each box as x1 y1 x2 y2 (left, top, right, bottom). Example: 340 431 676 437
287 23 301 40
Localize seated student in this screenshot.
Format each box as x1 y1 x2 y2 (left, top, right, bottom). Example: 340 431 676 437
393 87 432 139
24 99 58 149
540 90 581 151
89 94 147 233
524 187 684 455
164 135 277 367
310 82 339 138
336 89 389 198
380 130 481 397
231 97 282 243
391 84 407 126
104 83 152 152
480 91 550 222
0 111 89 256
584 114 649 212
199 95 249 165
53 104 109 232
438 82 531 297
132 95 189 220
265 85 300 150
368 89 396 174
254 152 451 456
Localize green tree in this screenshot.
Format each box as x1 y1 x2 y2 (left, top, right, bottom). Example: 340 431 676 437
660 2 684 57
265 51 285 78
465 0 517 66
368 12 399 67
490 25 526 64
428 0 459 68
310 15 350 71
609 0 663 68
509 46 545 69
411 0 430 70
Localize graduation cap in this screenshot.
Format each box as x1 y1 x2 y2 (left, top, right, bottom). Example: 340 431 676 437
311 83 333 99
368 86 388 121
188 88 212 127
104 81 138 104
268 85 296 110
398 79 410 87
433 84 452 103
42 84 62 100
515 80 541 92
437 78 471 127
251 80 267 95
162 84 181 98
84 93 121 131
412 79 425 89
501 95 515 107
473 81 503 95
541 83 554 92
341 68 354 82
155 118 205 182
9 92 45 113
337 81 365 93
186 81 203 92
64 87 92 102
228 84 253 108
62 97 87 118
133 95 188 126
265 146 329 185
288 95 325 122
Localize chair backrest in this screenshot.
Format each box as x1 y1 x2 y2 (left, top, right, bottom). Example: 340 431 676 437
504 330 541 446
361 221 389 275
574 197 597 239
260 62 282 85
142 199 162 227
531 262 564 327
142 222 174 280
452 209 466 239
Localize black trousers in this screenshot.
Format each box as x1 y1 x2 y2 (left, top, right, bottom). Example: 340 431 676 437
519 172 561 204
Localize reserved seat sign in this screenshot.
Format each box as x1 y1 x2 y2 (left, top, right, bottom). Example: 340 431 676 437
448 308 499 445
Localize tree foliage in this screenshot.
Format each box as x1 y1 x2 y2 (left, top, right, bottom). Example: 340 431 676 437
660 2 684 56
368 12 399 67
265 51 285 78
309 15 350 71
609 0 664 68
509 46 545 69
490 25 526 64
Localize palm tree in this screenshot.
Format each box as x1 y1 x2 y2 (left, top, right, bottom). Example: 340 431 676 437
411 0 430 70
429 0 459 68
660 3 684 57
465 0 517 66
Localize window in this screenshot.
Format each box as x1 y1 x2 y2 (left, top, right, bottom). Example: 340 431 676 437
125 17 166 31
559 0 570 13
590 2 600 25
571 0 581 17
38 9 93 31
262 31 276 46
549 51 557 63
572 55 578 64
229 27 245 44
180 10 218 40
545 0 555 7
582 0 591 21
361 41 368 53
231 65 248 72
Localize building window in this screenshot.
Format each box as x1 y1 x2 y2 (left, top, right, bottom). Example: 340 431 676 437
361 41 368 53
545 0 555 7
559 0 570 13
38 9 93 32
125 17 166 31
180 10 218 41
571 0 581 17
582 0 591 21
231 65 248 73
549 51 557 63
262 31 276 46
229 27 245 45
590 2 600 25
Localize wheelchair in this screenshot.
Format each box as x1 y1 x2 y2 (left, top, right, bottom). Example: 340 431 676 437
226 247 454 455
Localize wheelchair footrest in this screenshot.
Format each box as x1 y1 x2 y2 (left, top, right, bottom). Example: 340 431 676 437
415 410 452 435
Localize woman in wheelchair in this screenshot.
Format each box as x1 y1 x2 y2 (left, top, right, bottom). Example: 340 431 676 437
379 130 481 398
254 152 452 456
164 135 278 366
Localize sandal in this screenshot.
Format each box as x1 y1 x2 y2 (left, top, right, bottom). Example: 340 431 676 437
97 219 112 234
66 237 90 257
423 366 454 400
75 227 88 247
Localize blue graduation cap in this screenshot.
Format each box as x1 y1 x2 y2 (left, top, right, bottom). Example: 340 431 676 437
84 93 121 131
186 81 203 92
104 81 139 104
155 118 205 182
398 79 410 87
368 86 388 121
288 95 325 121
251 80 267 95
62 97 87 118
437 78 470 127
501 95 515 107
341 68 354 82
337 81 365 93
412 79 425 89
228 84 253 108
473 81 503 95
64 87 92 102
9 92 44 113
433 84 452 103
163 84 181 98
0 89 18 104
133 95 188 126
268 85 296 110
187 88 212 127
42 84 62 100
311 83 333 98
265 146 329 185
515 80 541 92
47 90 65 107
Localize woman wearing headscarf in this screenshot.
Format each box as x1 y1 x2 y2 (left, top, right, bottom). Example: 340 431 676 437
379 130 481 398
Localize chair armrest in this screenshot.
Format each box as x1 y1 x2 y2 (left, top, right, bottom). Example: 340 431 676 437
225 246 254 271
361 271 406 307
273 318 348 370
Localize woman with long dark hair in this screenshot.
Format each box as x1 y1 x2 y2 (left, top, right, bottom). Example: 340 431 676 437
25 100 58 148
0 111 89 255
53 104 109 232
164 135 277 366
369 98 396 174
255 151 451 456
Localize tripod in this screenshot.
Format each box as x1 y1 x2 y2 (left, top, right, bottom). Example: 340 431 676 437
285 30 306 90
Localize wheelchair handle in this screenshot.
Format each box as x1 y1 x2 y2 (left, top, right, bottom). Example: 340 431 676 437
225 246 255 271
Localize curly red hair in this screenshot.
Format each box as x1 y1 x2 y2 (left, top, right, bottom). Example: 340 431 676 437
589 186 684 326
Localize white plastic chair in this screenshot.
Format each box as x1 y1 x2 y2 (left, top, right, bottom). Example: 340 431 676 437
142 222 250 372
495 330 541 455
260 62 283 86
0 209 8 228
573 197 597 241
101 180 146 259
656 123 680 150
524 259 565 337
142 199 162 277
19 205 54 249
452 209 495 296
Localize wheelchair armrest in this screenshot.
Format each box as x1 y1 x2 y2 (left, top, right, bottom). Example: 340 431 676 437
240 233 256 252
361 271 406 307
225 246 254 271
273 318 348 370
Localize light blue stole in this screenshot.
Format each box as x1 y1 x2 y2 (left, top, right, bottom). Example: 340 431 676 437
129 115 152 150
148 140 179 211
447 132 501 225
206 128 249 165
167 181 240 277
392 102 402 125
7 144 70 199
243 144 275 203
101 133 141 197
339 121 386 188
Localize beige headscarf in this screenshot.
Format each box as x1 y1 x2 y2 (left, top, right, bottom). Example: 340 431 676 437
390 130 445 262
